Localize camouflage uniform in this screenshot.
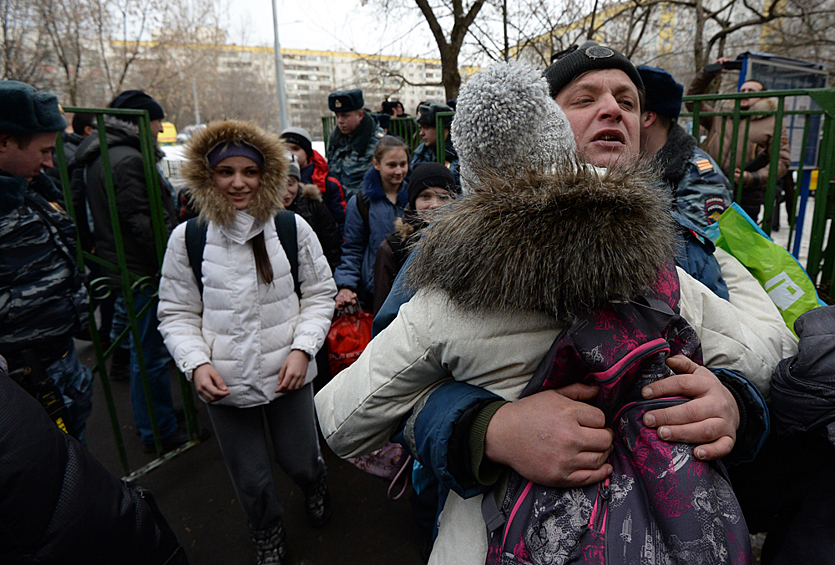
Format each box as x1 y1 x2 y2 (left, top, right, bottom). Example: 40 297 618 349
326 114 384 199
0 170 93 444
653 122 733 230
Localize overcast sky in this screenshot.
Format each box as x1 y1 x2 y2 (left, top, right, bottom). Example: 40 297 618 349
230 0 436 56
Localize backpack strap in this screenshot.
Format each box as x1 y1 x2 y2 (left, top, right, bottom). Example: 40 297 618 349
274 210 301 299
185 217 208 295
355 192 370 241
185 212 300 299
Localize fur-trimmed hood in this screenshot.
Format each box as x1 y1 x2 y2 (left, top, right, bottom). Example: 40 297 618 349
406 61 676 321
290 182 322 205
406 160 677 322
183 120 288 227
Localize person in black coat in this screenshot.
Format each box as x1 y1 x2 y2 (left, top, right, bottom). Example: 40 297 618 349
283 156 342 274
0 354 187 564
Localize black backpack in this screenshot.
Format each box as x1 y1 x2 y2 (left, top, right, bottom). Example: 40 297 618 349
184 211 300 298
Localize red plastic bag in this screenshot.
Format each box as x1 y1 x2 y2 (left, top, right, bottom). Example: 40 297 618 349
326 308 373 376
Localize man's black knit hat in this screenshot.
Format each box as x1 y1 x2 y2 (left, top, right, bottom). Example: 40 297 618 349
109 90 165 124
543 41 644 99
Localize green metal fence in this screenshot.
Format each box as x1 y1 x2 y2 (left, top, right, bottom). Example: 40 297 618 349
55 107 204 481
682 88 835 302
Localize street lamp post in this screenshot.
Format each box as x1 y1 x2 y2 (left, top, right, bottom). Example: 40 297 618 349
271 0 290 129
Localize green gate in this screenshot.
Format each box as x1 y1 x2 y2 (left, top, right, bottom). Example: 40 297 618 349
657 89 835 303
54 107 204 481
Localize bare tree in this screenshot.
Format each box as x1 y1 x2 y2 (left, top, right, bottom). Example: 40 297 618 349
36 0 89 104
373 0 488 99
0 0 51 86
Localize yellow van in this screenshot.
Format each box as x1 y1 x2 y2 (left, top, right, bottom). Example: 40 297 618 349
158 121 178 145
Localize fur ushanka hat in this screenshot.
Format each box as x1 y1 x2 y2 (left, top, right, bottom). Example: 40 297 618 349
407 62 677 321
183 120 288 227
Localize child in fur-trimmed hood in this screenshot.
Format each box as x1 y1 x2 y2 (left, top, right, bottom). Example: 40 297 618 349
315 61 795 565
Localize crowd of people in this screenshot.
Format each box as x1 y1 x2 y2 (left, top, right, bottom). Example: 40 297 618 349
0 38 833 565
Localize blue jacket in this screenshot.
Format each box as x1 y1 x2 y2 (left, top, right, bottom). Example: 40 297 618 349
333 167 407 297
673 211 729 301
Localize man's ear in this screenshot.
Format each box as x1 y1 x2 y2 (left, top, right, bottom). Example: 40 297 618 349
641 111 658 128
0 134 13 153
83 125 95 137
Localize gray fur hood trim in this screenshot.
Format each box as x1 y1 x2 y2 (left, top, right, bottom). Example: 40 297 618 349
406 160 677 321
183 120 288 227
301 183 322 201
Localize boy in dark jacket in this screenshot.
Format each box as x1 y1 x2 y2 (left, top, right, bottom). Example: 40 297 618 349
281 126 346 231
74 90 184 454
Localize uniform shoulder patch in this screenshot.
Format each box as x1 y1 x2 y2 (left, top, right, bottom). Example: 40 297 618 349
695 158 714 174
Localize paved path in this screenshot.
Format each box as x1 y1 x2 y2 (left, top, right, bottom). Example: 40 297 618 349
77 341 426 565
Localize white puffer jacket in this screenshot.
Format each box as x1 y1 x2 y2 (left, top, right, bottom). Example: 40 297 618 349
158 211 336 408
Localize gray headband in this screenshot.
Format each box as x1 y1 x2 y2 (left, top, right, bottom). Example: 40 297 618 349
207 141 265 171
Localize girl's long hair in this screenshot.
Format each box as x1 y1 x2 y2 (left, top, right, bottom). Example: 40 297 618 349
252 230 273 285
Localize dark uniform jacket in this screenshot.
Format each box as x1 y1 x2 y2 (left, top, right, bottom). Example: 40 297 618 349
326 114 384 199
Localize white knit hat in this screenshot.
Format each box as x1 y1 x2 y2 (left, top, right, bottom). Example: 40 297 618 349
451 62 577 192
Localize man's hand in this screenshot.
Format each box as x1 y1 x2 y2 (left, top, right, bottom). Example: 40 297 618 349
276 349 309 393
193 363 230 403
707 57 731 73
484 384 613 488
641 355 740 460
733 168 755 187
335 288 357 310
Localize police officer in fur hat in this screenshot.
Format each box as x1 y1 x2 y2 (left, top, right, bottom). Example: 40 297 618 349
0 80 93 444
326 88 384 199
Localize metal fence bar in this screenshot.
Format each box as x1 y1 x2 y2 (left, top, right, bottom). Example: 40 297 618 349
57 106 204 479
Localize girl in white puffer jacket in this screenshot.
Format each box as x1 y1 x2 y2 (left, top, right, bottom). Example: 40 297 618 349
157 120 337 565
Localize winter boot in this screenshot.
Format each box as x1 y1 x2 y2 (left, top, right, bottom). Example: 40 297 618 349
250 519 287 565
304 472 332 528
